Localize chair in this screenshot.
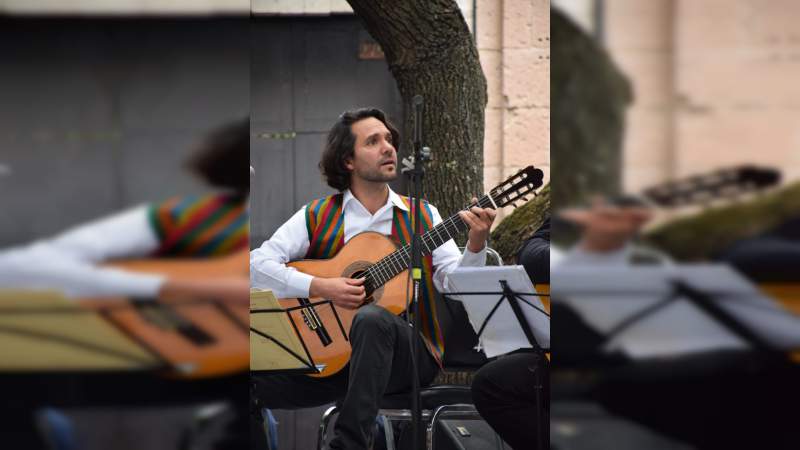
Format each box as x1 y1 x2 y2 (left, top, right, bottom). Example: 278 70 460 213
317 247 505 450
317 385 481 450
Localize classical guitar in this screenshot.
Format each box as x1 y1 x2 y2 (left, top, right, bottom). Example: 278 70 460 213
280 166 544 378
77 249 250 379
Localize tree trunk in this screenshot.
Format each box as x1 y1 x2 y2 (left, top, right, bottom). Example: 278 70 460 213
551 8 632 208
347 0 487 226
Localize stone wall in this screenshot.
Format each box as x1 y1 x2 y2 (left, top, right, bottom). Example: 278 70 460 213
479 0 550 220
604 0 800 192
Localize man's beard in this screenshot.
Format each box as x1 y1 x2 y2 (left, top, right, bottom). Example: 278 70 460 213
355 166 398 183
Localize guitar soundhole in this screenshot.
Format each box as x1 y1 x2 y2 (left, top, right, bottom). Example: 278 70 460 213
343 261 383 306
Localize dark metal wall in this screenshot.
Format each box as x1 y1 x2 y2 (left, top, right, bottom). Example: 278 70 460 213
0 18 249 247
250 16 402 249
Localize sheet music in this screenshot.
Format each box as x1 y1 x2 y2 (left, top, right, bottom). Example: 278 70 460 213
0 290 160 371
250 289 319 372
447 266 550 358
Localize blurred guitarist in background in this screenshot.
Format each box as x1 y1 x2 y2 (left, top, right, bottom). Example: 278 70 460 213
250 107 496 450
0 120 250 303
0 119 250 449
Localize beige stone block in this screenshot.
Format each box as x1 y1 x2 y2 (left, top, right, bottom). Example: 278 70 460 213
503 48 550 108
531 0 551 50
673 0 799 53
623 167 672 194
479 49 504 108
503 107 550 167
674 109 800 179
477 0 503 50
483 107 504 166
612 49 673 108
484 165 510 225
605 0 673 51
503 0 535 49
484 165 504 195
676 48 800 108
622 107 673 168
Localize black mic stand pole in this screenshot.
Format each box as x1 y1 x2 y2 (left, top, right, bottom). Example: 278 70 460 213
407 94 430 450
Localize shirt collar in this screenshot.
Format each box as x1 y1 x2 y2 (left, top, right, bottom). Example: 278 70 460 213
342 187 409 212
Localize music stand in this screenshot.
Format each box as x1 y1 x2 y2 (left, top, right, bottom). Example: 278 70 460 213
446 265 551 450
249 289 346 375
550 265 800 361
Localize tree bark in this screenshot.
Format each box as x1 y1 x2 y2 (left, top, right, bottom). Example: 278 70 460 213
347 0 487 225
490 184 550 263
644 181 800 261
551 8 632 208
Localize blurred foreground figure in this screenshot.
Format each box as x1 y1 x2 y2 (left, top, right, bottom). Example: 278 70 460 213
0 120 250 449
553 199 800 450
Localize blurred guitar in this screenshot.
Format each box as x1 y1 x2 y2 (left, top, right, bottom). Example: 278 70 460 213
79 249 250 379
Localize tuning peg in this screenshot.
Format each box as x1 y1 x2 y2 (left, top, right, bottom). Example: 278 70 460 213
511 202 518 208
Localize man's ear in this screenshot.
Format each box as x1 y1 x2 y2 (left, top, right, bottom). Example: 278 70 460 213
344 157 354 171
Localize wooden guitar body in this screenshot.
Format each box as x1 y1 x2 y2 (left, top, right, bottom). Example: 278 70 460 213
78 249 250 379
282 232 409 378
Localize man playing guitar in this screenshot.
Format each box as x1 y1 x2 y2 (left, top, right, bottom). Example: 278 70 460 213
250 107 496 450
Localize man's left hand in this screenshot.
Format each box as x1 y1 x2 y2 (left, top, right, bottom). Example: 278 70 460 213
459 197 497 253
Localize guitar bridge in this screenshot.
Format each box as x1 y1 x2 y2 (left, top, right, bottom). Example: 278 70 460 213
298 298 332 346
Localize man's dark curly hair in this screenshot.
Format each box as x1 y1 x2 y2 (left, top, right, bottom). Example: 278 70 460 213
185 118 249 197
319 107 400 191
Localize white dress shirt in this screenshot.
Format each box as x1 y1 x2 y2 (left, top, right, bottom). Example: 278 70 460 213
0 206 165 299
250 188 487 298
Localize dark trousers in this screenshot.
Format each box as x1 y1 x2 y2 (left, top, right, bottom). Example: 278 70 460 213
251 305 440 450
471 351 549 450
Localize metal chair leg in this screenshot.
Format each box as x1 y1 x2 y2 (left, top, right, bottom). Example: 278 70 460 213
317 405 339 450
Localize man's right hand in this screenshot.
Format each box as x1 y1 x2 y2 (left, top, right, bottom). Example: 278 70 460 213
309 277 365 310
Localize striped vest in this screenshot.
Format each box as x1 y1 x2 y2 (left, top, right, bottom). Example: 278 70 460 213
304 193 445 362
148 193 248 257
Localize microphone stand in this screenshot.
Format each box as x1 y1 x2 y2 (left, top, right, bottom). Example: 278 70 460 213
404 94 430 450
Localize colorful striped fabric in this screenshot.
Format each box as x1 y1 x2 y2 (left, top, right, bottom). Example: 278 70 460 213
393 196 444 361
148 193 248 257
304 193 346 259
304 193 445 362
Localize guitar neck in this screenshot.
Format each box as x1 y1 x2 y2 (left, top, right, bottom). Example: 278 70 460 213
362 194 497 292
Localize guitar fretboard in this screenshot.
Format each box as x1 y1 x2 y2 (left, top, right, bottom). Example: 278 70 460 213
362 194 497 293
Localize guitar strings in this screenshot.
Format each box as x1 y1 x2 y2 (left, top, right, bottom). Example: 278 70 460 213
361 194 497 289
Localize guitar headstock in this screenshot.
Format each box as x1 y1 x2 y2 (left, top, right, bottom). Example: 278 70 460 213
642 165 781 208
488 166 545 208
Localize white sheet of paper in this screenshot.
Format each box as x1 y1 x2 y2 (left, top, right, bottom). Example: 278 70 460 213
551 264 800 359
447 265 550 358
